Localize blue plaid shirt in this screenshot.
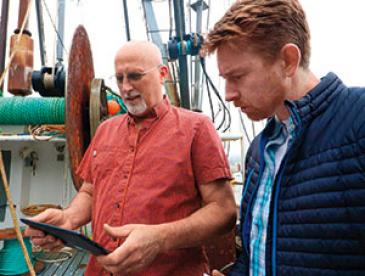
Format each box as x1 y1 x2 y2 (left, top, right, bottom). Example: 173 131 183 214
249 117 295 276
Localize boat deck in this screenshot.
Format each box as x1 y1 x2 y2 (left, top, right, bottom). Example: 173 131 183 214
35 249 89 275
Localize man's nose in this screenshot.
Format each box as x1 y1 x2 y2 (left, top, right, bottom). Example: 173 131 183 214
121 76 133 92
225 82 240 102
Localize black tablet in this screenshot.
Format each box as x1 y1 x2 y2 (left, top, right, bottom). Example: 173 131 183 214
21 218 109 256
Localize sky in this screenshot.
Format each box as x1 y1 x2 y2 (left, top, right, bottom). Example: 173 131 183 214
2 0 365 161
3 0 365 84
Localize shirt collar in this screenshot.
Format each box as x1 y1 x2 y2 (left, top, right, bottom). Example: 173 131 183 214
127 95 170 128
265 114 295 140
285 72 343 127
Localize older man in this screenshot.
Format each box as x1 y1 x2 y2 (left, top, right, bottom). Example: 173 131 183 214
26 41 236 275
205 0 365 275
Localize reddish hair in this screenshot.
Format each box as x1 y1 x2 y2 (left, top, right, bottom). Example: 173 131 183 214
204 0 311 68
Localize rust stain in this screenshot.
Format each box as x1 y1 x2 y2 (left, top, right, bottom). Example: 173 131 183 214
66 25 94 190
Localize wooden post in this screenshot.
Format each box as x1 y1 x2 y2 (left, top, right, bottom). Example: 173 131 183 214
0 150 35 276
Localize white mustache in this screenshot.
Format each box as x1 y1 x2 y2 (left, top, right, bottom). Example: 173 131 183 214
124 91 141 100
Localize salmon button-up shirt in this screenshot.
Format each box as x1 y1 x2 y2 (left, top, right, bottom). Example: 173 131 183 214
77 97 232 276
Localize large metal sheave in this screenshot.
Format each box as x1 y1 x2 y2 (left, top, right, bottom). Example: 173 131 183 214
66 25 95 191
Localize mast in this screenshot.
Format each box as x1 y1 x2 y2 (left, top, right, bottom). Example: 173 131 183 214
122 0 131 41
173 0 191 109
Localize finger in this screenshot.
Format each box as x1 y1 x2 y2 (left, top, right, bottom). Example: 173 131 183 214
31 209 56 222
43 239 65 252
97 241 133 267
31 237 50 247
24 227 45 238
31 235 57 247
212 270 225 276
103 224 134 238
100 243 148 275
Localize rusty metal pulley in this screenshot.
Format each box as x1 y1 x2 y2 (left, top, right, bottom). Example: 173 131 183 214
66 25 110 191
90 79 108 138
66 25 94 191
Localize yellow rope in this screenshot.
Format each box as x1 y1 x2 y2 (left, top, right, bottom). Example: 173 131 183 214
21 204 62 217
0 150 35 276
0 0 34 88
28 124 65 141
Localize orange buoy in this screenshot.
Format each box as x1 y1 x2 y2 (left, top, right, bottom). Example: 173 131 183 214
107 99 121 116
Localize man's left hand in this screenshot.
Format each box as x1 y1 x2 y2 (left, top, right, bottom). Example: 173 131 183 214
96 223 165 275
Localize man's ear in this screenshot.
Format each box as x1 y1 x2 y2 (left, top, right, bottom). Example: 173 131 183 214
159 65 169 83
280 43 301 77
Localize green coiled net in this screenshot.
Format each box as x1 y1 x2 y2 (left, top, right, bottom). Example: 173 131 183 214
0 97 65 125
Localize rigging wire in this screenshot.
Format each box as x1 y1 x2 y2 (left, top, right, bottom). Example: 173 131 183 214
168 0 173 38
224 101 232 132
206 0 211 32
225 138 231 158
141 1 150 41
188 0 192 34
200 57 231 132
205 77 215 122
252 120 256 137
238 110 252 144
41 0 69 58
171 61 179 90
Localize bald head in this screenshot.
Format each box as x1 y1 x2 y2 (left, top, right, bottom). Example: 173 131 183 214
114 41 168 118
115 41 162 68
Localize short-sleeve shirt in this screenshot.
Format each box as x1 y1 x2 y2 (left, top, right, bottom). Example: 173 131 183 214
77 97 232 276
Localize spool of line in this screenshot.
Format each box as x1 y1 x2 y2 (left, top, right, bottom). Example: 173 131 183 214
0 97 65 125
0 237 35 275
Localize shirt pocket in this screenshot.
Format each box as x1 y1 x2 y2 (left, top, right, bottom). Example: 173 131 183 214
91 148 115 183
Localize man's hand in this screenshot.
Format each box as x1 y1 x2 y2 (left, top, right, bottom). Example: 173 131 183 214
96 223 165 275
24 208 73 251
212 269 225 276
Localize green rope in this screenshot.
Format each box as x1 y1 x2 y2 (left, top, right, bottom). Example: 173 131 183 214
0 236 35 275
0 97 65 125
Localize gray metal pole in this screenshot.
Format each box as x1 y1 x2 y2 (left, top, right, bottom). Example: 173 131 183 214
0 0 10 92
142 0 166 60
35 0 47 66
57 0 65 63
173 0 190 109
122 0 131 41
191 0 207 111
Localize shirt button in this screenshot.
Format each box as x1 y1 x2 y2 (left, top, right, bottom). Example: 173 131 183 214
129 146 135 153
123 175 128 179
114 203 120 209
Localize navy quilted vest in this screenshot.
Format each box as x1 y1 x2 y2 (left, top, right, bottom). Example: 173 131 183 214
230 72 365 276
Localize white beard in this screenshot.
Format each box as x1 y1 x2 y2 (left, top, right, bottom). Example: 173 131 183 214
124 91 148 116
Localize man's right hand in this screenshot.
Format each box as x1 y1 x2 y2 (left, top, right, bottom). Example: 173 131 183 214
24 208 73 251
212 269 225 276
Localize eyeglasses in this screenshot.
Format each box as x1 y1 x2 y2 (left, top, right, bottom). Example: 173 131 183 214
115 64 161 85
